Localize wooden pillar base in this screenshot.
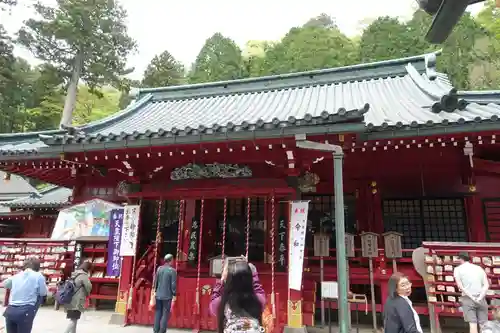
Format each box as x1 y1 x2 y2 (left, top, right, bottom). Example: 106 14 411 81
284 326 308 333
287 300 303 328
109 313 126 326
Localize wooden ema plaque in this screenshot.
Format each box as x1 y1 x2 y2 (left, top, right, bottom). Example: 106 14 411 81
360 232 379 258
383 231 403 259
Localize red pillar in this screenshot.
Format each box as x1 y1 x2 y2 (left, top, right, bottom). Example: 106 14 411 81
116 256 133 321
465 194 485 242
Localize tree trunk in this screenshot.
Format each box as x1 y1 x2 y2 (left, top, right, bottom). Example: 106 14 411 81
60 52 83 128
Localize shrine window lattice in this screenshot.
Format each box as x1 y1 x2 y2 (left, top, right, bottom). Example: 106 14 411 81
215 198 266 262
302 194 356 254
382 198 468 250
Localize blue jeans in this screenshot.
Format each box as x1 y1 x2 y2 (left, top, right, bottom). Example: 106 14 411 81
3 304 37 333
153 299 172 333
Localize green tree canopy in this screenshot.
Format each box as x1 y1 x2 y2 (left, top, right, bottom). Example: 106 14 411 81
18 0 136 126
358 16 429 63
189 33 245 84
304 13 336 29
73 86 120 125
142 50 185 88
256 20 358 76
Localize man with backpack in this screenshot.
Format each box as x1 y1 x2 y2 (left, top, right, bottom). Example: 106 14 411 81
2 258 47 333
57 261 92 333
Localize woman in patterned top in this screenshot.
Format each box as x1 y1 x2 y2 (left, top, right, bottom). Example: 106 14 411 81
211 260 265 333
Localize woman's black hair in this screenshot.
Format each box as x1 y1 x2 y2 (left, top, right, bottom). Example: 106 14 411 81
387 272 408 299
217 261 263 333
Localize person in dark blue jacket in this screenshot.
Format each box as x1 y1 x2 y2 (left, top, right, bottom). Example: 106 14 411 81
152 254 177 333
383 272 423 333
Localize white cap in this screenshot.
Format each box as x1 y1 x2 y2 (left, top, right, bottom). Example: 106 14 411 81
164 254 173 262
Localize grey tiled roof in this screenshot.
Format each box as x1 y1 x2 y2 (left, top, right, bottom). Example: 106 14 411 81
0 130 62 155
1 186 72 208
0 52 499 155
0 171 38 199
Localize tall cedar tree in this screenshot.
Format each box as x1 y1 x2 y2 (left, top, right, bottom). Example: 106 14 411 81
189 33 245 84
18 0 136 127
142 50 185 88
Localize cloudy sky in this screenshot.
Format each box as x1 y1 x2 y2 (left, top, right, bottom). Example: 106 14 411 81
0 0 485 80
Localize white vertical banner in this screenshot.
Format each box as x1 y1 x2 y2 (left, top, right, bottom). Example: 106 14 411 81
288 201 309 291
119 205 141 256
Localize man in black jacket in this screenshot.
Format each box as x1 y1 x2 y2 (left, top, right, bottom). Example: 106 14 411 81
153 254 177 333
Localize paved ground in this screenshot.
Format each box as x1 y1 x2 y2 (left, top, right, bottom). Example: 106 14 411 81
0 307 153 333
0 306 438 333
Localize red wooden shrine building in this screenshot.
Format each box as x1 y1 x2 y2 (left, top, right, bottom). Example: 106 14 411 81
0 51 500 330
0 185 72 237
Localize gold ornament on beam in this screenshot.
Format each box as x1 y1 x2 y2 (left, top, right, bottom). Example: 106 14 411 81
298 171 320 193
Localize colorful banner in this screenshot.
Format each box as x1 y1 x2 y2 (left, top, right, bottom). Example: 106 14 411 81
120 205 140 256
51 199 121 240
107 208 124 277
288 201 309 291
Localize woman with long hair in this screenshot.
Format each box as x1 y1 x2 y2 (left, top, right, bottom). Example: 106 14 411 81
210 260 266 333
383 272 423 333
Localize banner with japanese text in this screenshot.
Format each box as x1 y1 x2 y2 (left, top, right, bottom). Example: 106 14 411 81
107 208 124 277
120 205 141 256
288 201 309 291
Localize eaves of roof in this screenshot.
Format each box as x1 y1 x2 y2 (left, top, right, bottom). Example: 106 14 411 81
0 51 499 158
1 186 72 209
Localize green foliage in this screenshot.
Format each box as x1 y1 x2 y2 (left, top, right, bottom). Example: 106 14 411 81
18 0 136 91
359 10 490 90
189 33 245 83
1 8 500 135
358 16 430 63
477 0 500 40
73 86 120 125
303 13 337 29
256 22 358 76
142 50 185 88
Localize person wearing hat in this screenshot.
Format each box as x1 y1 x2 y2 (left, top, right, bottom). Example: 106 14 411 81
152 254 177 333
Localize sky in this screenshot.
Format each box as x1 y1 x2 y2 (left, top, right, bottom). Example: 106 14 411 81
0 0 486 80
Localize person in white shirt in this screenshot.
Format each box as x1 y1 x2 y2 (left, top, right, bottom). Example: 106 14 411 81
454 252 490 333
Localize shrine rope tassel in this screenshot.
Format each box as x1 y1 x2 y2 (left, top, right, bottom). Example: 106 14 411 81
175 199 185 270
222 197 227 261
245 197 251 258
195 198 205 314
152 199 163 292
271 195 276 318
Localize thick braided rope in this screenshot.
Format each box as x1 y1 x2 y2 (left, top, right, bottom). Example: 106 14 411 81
195 198 205 312
175 199 184 270
271 195 276 318
221 197 227 261
152 199 163 294
245 197 251 258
